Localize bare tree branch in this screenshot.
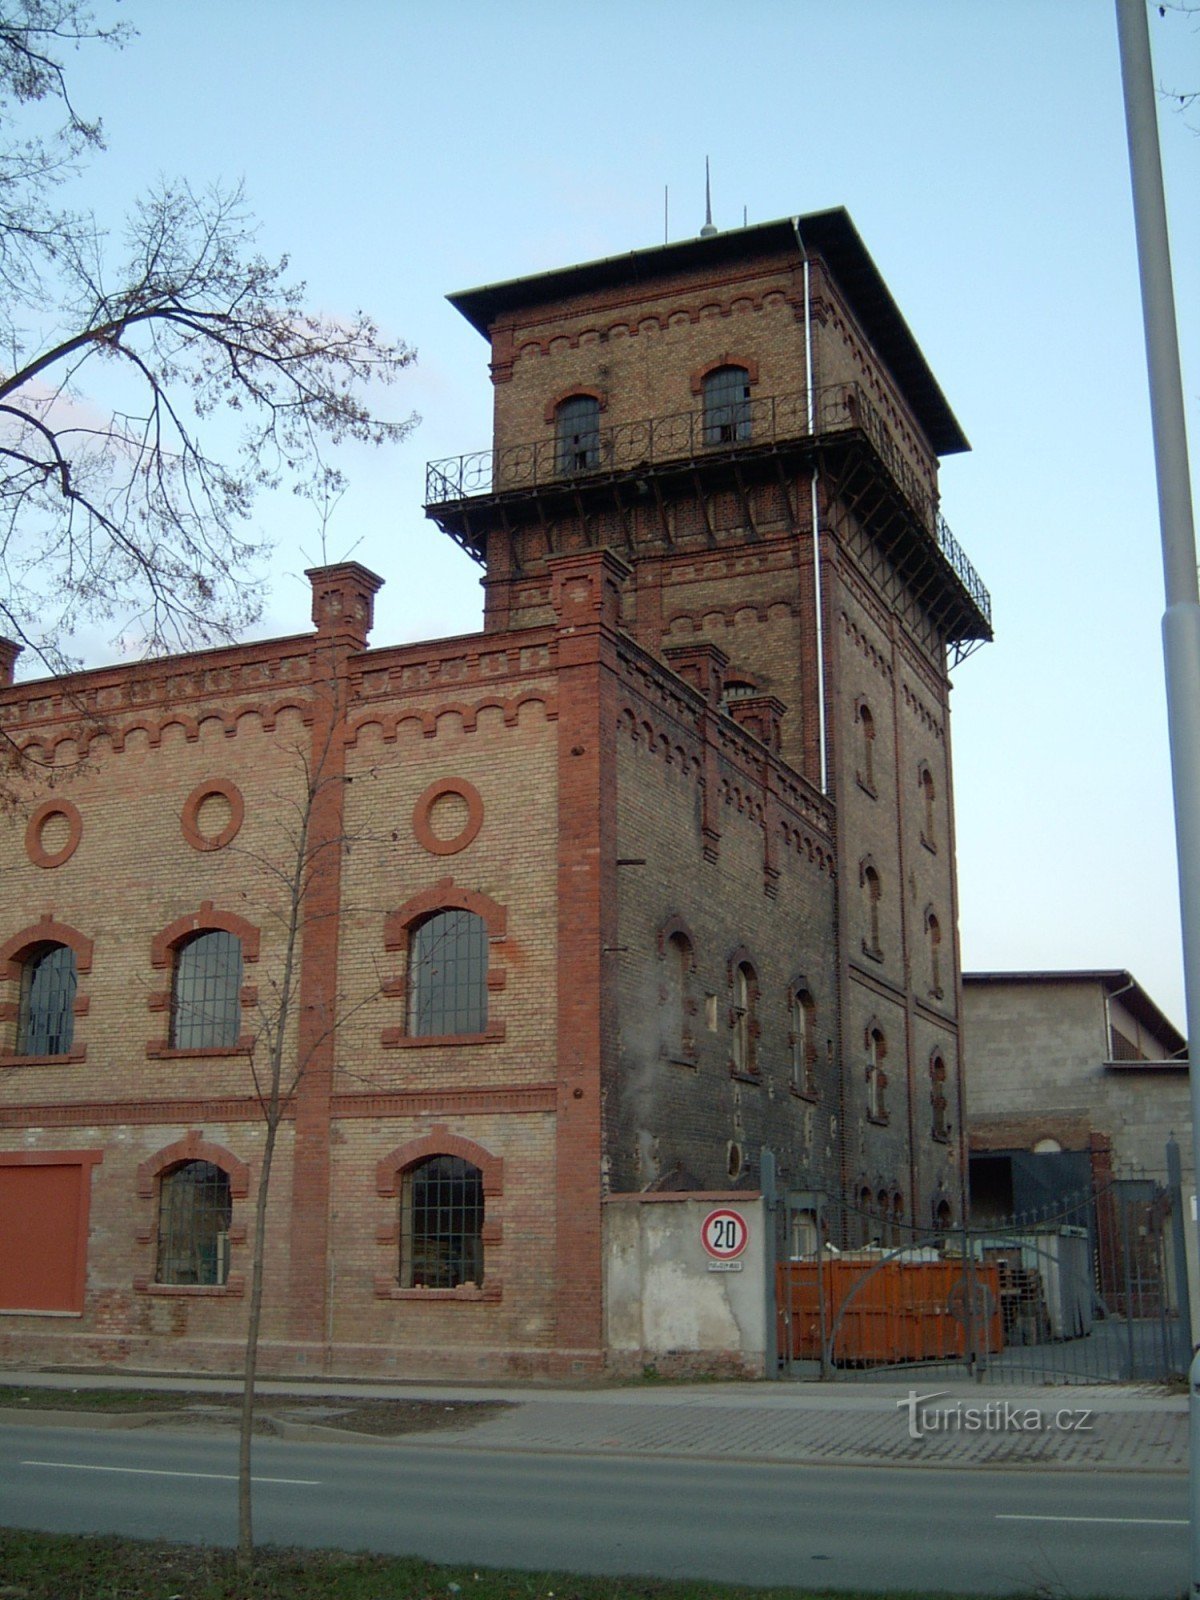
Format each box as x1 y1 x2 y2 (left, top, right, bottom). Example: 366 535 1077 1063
0 5 417 673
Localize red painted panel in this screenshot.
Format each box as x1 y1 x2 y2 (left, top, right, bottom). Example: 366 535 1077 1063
0 1165 84 1312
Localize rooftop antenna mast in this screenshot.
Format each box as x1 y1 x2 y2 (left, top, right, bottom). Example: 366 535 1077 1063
700 157 717 238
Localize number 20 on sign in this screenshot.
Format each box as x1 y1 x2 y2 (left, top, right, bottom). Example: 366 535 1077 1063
702 1208 748 1269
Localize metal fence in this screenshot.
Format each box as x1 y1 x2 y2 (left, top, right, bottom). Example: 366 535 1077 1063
775 1174 1188 1385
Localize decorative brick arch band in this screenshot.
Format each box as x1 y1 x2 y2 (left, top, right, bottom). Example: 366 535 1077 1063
150 901 261 969
411 777 483 857
689 355 760 395
543 387 607 424
383 878 506 948
25 799 82 868
136 1131 250 1198
180 779 245 852
0 915 94 981
375 1127 504 1198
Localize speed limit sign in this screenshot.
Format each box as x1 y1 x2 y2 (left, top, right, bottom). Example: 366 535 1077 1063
702 1208 748 1261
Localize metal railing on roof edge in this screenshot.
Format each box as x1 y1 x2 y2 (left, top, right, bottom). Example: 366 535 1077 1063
426 382 991 630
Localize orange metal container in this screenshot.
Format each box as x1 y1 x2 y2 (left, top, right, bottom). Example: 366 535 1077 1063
776 1256 1004 1364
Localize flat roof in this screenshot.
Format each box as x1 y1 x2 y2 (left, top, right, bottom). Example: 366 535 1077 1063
448 209 969 458
963 969 1187 1060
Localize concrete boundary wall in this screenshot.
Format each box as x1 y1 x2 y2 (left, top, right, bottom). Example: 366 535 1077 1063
603 1192 766 1378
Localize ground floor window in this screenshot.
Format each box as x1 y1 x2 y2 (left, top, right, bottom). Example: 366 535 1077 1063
399 1155 484 1289
156 1160 232 1285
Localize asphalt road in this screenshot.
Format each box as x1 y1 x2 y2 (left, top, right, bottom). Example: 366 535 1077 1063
0 1422 1187 1596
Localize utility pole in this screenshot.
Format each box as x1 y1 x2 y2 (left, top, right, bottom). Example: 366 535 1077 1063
1114 2 1200 1593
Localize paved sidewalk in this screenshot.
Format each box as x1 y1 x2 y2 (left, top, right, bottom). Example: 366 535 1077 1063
0 1368 1186 1473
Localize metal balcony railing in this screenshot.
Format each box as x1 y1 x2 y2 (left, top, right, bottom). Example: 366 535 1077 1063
426 381 991 630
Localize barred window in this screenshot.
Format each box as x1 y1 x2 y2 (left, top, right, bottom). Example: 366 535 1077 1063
170 930 243 1050
399 1155 484 1289
555 394 601 474
156 1160 232 1286
18 942 77 1056
703 366 751 445
408 910 488 1037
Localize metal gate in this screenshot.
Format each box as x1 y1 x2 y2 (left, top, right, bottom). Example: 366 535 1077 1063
774 1173 1189 1384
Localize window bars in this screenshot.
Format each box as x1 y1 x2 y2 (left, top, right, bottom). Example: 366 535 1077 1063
170 930 243 1050
156 1160 232 1286
18 943 76 1055
408 910 488 1037
399 1155 484 1289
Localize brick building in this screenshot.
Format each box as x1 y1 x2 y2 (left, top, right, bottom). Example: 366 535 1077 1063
0 210 990 1378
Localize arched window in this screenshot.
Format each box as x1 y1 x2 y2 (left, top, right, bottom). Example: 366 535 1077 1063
662 929 695 1063
702 365 752 445
892 1191 905 1247
399 1154 484 1289
17 943 77 1056
156 1160 232 1286
866 1025 888 1122
730 958 758 1076
861 862 882 959
930 1052 950 1141
408 909 488 1038
555 394 601 474
919 764 937 849
790 986 817 1096
858 1184 875 1247
877 1188 891 1245
170 930 243 1050
926 910 943 997
856 702 876 794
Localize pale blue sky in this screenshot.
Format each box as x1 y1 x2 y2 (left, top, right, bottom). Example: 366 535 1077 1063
43 1 1200 1026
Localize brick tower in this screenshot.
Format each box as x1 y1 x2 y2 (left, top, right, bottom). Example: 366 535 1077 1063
428 210 991 1238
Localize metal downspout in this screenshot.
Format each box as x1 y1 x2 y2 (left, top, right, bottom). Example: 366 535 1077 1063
800 237 829 795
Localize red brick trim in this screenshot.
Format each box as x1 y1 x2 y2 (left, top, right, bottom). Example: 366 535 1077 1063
180 779 245 852
375 1127 504 1197
0 916 93 981
133 1277 246 1298
373 1129 502 1303
331 1083 556 1118
411 777 484 857
381 879 507 1048
689 355 760 396
136 1131 250 1198
24 800 82 869
543 387 607 425
149 902 261 968
384 879 507 947
0 1148 103 1169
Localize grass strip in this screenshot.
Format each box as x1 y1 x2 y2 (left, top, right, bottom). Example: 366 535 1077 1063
0 1528 1041 1600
